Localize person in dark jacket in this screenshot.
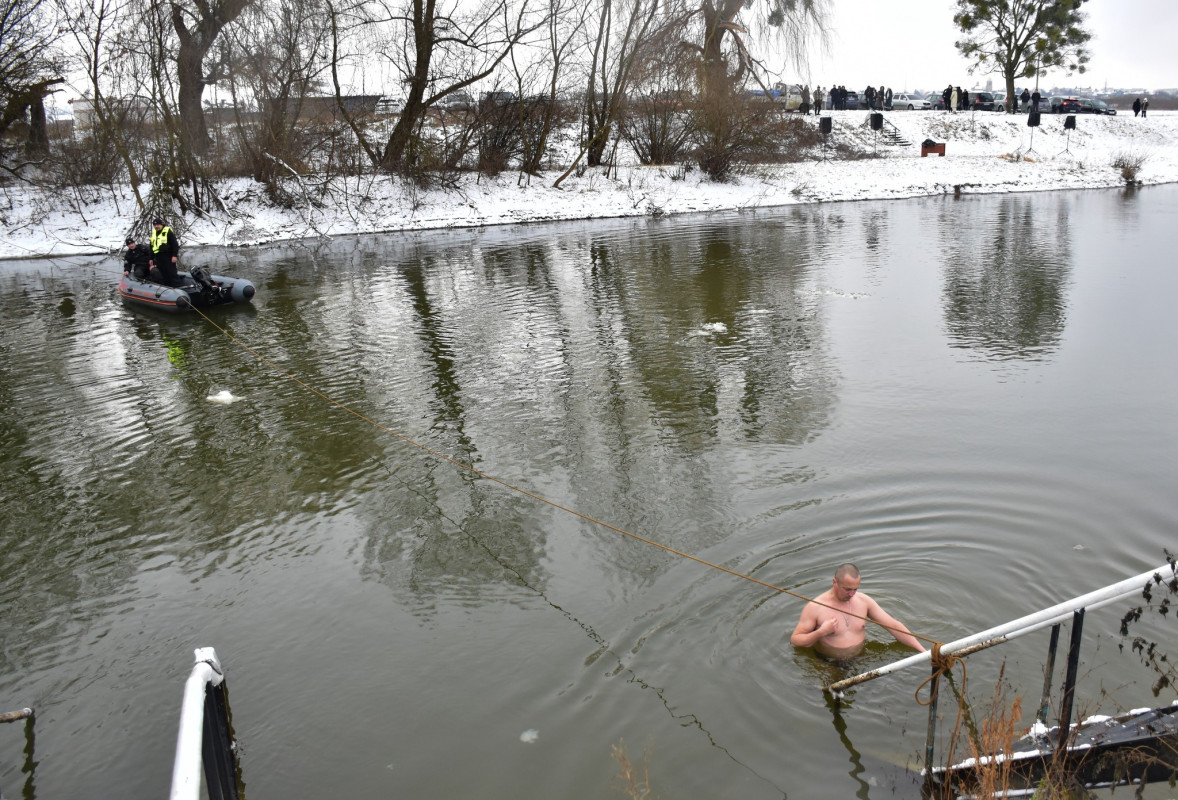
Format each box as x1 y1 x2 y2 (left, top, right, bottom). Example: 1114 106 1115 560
1020 88 1031 111
149 217 181 287
1132 97 1141 117
123 236 151 280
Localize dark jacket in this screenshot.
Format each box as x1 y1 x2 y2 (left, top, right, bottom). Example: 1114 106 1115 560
123 244 151 276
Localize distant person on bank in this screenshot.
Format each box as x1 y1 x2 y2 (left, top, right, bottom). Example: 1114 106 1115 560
791 563 926 659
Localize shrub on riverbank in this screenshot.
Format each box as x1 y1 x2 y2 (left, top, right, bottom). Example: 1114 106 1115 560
1111 150 1148 184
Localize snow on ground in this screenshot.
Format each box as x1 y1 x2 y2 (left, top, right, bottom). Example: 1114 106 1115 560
1 109 1175 260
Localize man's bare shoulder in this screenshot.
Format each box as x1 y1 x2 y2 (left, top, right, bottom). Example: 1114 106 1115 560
857 592 888 615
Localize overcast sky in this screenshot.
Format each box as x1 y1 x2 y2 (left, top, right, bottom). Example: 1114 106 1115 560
788 0 1177 94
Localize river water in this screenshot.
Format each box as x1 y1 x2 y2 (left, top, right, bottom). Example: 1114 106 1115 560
2 185 1177 799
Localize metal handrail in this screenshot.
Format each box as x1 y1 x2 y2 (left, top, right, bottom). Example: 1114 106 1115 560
169 647 240 800
826 562 1173 694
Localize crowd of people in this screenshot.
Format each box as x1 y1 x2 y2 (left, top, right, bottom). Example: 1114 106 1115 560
805 83 1151 117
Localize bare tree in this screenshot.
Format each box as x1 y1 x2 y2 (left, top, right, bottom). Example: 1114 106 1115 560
363 0 541 172
552 0 664 187
326 0 384 167
55 0 148 205
679 0 827 109
221 0 331 194
0 0 64 169
616 23 697 165
169 0 254 156
506 0 588 176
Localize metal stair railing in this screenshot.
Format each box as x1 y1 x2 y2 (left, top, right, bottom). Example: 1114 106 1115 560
859 113 911 146
827 563 1171 693
824 562 1175 778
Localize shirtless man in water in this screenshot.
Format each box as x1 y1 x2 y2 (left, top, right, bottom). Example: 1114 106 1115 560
790 564 926 659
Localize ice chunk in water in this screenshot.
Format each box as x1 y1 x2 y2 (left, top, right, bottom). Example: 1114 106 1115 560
206 390 239 404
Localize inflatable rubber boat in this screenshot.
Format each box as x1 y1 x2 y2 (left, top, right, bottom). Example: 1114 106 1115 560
119 267 256 312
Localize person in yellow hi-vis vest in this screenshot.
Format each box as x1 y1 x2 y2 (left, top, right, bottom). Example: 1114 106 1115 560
150 217 181 287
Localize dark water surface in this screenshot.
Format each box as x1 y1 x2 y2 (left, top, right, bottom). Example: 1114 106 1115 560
2 185 1177 799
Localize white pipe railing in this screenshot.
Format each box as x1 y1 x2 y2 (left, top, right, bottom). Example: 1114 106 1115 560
826 562 1174 694
169 647 227 800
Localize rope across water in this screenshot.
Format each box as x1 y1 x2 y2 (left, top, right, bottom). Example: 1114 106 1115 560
186 302 945 655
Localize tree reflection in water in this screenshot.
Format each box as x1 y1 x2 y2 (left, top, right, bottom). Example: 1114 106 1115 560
941 196 1071 361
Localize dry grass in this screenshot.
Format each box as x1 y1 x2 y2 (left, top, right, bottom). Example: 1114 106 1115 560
963 681 1023 799
1111 150 1149 184
611 740 654 800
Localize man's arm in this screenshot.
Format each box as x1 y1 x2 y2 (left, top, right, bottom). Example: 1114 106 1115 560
864 596 925 652
790 604 837 648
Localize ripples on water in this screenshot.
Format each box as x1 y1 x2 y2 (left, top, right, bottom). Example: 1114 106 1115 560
2 187 1177 799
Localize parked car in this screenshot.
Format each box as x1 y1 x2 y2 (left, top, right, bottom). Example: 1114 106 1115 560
437 91 474 112
1049 96 1082 114
375 96 405 116
771 83 805 112
992 92 1008 112
1092 98 1117 116
891 92 930 110
926 92 947 110
479 91 516 108
744 88 777 103
970 91 996 111
843 90 860 110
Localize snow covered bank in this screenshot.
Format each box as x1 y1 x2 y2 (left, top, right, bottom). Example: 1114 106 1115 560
2 110 1175 260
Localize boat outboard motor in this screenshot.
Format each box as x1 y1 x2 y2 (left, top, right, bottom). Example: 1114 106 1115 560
189 266 215 291
189 266 227 302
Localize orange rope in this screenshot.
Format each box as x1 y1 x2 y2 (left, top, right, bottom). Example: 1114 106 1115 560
188 302 940 647
917 643 970 781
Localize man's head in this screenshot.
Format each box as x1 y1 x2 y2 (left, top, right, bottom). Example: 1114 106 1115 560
832 563 860 602
125 237 136 247
152 217 163 229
